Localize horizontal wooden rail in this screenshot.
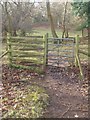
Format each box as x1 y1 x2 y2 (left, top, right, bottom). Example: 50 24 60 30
79 49 90 57
0 51 8 59
48 38 74 40
48 37 75 41
10 36 43 40
12 41 44 44
48 44 73 46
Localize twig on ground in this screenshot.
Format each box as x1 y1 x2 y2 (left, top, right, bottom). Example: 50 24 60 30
61 105 71 117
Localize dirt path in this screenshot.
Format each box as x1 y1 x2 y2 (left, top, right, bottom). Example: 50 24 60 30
2 64 88 118
33 65 88 118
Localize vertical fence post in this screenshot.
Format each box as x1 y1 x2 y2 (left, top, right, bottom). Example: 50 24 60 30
44 33 48 67
71 37 75 65
75 35 84 79
7 37 12 67
75 35 79 67
57 39 59 66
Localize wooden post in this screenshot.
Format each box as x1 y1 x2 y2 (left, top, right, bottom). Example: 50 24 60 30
75 35 79 67
75 35 84 79
57 39 59 66
44 33 48 66
7 37 12 67
72 37 75 65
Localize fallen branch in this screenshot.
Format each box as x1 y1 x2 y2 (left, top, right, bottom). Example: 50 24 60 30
0 51 8 59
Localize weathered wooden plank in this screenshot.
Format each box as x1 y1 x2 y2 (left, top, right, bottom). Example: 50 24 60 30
48 54 73 57
12 54 44 58
12 61 43 66
8 42 44 47
11 64 44 73
12 57 43 62
79 49 89 56
11 40 44 43
10 36 43 40
48 54 58 57
48 49 58 51
60 55 73 58
48 58 74 61
18 48 44 51
12 46 44 50
12 58 43 64
48 49 73 52
48 61 69 64
12 51 44 55
48 58 57 60
48 37 75 41
48 44 74 46
0 51 8 59
17 41 44 44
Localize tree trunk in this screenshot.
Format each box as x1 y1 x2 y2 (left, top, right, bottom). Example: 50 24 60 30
46 0 58 41
62 2 68 38
13 30 17 36
20 30 26 36
62 25 65 38
3 30 7 41
5 2 12 36
65 29 69 38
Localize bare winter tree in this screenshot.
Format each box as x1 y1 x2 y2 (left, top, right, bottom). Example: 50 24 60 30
46 0 58 38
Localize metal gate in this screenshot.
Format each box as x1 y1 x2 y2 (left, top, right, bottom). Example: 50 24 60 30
47 36 75 67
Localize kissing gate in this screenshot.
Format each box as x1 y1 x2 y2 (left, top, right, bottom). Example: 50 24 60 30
7 33 75 72
45 33 75 67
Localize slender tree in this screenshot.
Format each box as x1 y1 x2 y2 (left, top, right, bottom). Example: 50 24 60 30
62 1 68 38
46 0 58 38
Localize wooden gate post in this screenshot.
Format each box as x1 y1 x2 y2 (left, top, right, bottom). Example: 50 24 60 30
75 35 79 67
44 33 48 66
75 35 84 79
7 37 12 67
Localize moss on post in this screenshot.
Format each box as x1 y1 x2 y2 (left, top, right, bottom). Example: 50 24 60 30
75 35 84 79
75 35 79 67
7 37 12 67
44 33 48 66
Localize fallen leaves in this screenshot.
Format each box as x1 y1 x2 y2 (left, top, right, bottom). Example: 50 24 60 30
2 85 49 118
1 64 49 118
1 62 88 118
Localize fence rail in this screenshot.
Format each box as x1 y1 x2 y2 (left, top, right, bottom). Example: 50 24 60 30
0 51 8 59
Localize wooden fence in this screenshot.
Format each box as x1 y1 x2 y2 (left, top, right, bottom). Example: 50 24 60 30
1 34 88 77
7 36 46 73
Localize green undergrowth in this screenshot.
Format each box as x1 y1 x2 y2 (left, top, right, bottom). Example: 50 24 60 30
3 85 49 118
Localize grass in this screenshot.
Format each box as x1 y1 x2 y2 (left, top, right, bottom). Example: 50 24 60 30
32 27 82 37
2 85 49 118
